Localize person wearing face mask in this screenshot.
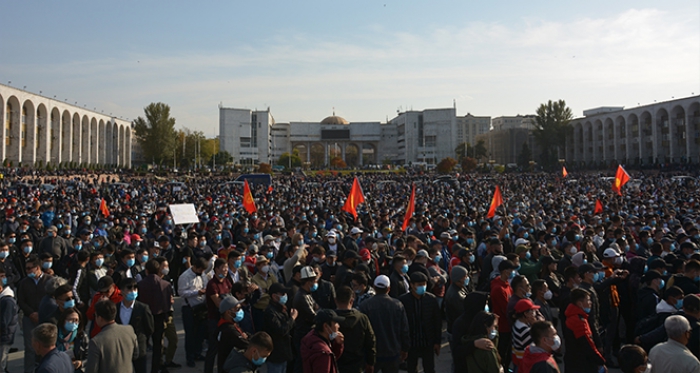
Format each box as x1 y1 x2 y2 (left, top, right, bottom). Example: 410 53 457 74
38 225 70 268
0 241 19 288
463 311 503 373
111 249 139 289
17 255 53 373
87 252 107 297
204 259 232 373
222 331 274 373
0 267 17 373
177 258 209 367
445 266 470 338
563 288 606 373
217 296 250 373
531 280 554 323
600 248 629 366
138 259 174 373
226 251 251 288
507 275 532 323
293 266 321 373
511 299 545 369
284 234 308 283
264 282 298 373
85 300 139 373
388 255 410 299
519 321 561 373
666 258 700 295
155 257 181 370
115 278 154 373
251 255 278 327
311 264 336 310
577 263 603 340
648 315 700 373
301 309 346 373
323 232 346 259
399 272 441 373
334 286 376 373
637 271 664 322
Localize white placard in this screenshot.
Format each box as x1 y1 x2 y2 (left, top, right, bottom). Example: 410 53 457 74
169 204 200 225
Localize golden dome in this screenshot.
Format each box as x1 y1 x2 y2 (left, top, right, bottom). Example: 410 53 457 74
320 115 349 125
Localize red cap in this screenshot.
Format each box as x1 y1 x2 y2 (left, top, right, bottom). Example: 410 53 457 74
131 234 143 242
514 299 540 314
359 248 371 261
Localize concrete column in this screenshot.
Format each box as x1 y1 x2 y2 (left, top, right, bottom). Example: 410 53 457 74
624 120 631 164
687 111 694 162
358 142 363 166
306 142 310 164
612 120 619 162
341 143 346 163
651 112 659 163
324 142 328 167
669 114 675 162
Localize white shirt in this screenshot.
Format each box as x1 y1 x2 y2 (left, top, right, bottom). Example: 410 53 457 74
119 301 135 325
177 268 208 307
650 339 700 373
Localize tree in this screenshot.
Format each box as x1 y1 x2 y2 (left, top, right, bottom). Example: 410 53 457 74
436 157 458 174
133 103 177 165
330 156 347 169
532 100 573 170
257 163 272 174
277 149 302 169
455 140 488 161
461 157 478 173
517 142 533 170
210 151 233 166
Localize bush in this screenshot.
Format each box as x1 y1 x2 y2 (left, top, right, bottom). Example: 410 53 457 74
461 157 477 173
436 157 458 174
257 163 272 174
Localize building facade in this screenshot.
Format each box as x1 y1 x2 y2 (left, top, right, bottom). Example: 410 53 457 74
565 95 700 166
219 106 463 167
457 113 491 147
0 84 132 167
476 115 537 166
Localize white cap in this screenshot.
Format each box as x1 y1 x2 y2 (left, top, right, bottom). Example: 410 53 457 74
416 249 429 258
263 235 275 242
350 227 363 235
603 248 620 258
514 238 529 247
373 275 390 289
326 231 337 238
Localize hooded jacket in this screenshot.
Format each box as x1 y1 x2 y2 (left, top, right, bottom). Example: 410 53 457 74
563 304 604 373
301 329 344 373
519 345 560 373
335 308 376 369
463 333 502 373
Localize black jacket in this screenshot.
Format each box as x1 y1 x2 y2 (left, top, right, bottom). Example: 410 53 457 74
668 274 700 296
444 284 468 333
263 300 295 363
636 286 659 322
218 321 249 373
335 308 376 370
389 270 409 299
293 288 317 343
358 293 409 359
312 278 336 310
115 300 154 359
399 291 441 348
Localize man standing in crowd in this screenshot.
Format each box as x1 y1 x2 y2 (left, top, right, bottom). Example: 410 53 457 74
264 282 297 373
335 285 376 373
86 300 139 373
399 272 441 373
178 257 209 367
17 255 51 373
116 278 154 373
138 259 173 373
301 309 345 373
648 315 700 373
32 323 73 373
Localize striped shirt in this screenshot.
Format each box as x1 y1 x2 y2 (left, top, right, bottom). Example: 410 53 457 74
512 319 532 367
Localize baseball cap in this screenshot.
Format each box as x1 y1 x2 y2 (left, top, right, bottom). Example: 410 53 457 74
603 248 620 258
578 263 596 276
263 235 275 242
350 227 363 235
416 249 429 258
326 232 336 238
409 272 428 283
269 282 288 295
514 238 529 247
374 275 390 289
514 299 541 314
314 309 345 325
46 226 58 233
359 248 371 261
343 250 359 260
97 276 114 293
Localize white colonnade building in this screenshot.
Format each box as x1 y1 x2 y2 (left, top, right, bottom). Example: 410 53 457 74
0 83 132 168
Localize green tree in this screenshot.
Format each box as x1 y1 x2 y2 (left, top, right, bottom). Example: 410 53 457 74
210 151 233 166
531 100 573 170
277 149 302 169
133 103 177 164
517 142 533 170
455 140 488 161
461 157 477 173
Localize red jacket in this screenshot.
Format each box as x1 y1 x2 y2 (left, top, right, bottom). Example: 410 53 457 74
519 345 560 373
86 288 123 338
300 330 344 373
490 276 512 331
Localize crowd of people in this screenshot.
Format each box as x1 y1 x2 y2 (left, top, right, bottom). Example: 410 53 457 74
0 169 699 373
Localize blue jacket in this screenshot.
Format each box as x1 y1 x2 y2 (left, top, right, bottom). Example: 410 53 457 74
36 348 73 373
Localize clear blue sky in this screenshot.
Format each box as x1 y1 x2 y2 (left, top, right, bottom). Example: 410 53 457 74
1 1 698 137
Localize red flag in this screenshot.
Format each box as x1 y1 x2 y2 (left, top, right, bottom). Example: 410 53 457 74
242 179 257 214
486 186 503 219
402 184 416 231
267 185 274 194
612 165 630 196
99 198 110 217
594 199 603 215
562 166 568 178
342 177 365 220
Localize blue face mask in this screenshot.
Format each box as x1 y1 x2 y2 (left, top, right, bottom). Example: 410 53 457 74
63 299 75 309
583 307 591 314
659 279 665 289
125 291 138 302
310 283 319 292
525 292 532 298
433 255 442 264
252 350 267 366
676 299 684 310
415 285 427 296
1 278 6 286
95 258 104 268
126 258 136 267
469 254 476 264
7 238 15 244
401 264 409 274
42 262 53 270
467 238 474 245
464 277 470 287
279 294 288 305
575 235 582 242
647 238 653 246
0 251 8 260
489 329 498 340
523 232 529 239
141 255 148 263
515 265 521 271
509 271 516 279
64 321 79 333
234 309 245 322
525 251 531 260
234 259 242 269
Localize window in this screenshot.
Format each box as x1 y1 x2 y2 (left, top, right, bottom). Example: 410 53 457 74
251 114 258 148
418 115 424 146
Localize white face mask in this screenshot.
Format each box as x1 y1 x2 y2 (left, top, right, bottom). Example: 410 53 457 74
544 290 553 300
569 247 577 256
261 265 270 274
550 335 561 350
328 238 336 244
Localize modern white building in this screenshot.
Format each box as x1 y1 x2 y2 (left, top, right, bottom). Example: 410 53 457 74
219 105 461 167
457 113 491 147
0 83 133 167
566 95 700 166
